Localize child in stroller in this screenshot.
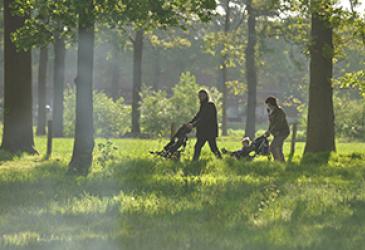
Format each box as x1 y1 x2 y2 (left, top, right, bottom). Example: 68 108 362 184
222 135 270 160
150 124 192 160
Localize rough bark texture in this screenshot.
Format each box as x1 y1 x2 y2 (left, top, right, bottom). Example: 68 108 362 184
52 37 66 137
221 0 230 136
304 13 336 153
68 10 95 175
244 0 258 139
36 47 48 135
131 29 144 135
1 0 36 154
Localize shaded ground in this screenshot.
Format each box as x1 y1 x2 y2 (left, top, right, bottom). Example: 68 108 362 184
0 138 365 249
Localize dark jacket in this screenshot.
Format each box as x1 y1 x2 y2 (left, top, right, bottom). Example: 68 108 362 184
268 107 290 137
190 101 218 139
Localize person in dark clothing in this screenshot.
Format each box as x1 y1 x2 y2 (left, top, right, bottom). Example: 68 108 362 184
187 90 222 161
264 96 290 162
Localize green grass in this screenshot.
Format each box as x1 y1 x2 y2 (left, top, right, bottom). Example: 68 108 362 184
0 137 365 249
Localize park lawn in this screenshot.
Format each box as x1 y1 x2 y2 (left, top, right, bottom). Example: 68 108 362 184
0 137 365 249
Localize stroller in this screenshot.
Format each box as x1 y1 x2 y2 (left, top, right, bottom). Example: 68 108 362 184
150 124 192 160
222 135 270 160
250 135 271 158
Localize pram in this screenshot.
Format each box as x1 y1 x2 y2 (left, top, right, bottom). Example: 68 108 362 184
150 124 192 160
251 135 270 157
222 135 270 160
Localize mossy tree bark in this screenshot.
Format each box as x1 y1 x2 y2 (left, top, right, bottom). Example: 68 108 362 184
304 12 336 153
2 0 36 154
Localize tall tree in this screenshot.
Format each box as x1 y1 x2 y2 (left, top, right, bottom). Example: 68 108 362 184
110 44 121 101
103 0 217 136
152 48 161 90
244 0 258 139
131 29 144 135
220 0 231 136
36 46 49 136
10 0 77 138
2 0 36 154
203 0 246 136
52 36 66 137
304 6 335 153
68 1 95 175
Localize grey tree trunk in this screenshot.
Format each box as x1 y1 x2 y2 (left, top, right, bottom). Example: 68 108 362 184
152 48 161 90
131 29 144 135
68 7 95 175
304 12 336 153
110 45 121 101
2 0 36 154
221 1 231 136
244 0 258 139
52 37 66 137
37 47 48 136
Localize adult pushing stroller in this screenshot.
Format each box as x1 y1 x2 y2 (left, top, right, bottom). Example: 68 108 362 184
222 135 270 160
150 124 192 160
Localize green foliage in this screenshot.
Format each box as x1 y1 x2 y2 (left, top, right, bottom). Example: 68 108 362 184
336 70 365 98
64 88 131 138
11 0 77 50
140 88 174 136
96 140 118 168
148 31 192 49
334 96 365 140
140 72 222 136
169 72 201 126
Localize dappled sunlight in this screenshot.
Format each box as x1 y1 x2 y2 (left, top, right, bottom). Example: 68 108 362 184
1 140 365 249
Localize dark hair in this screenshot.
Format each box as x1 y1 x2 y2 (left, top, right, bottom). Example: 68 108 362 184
199 89 208 95
198 89 209 101
265 96 278 107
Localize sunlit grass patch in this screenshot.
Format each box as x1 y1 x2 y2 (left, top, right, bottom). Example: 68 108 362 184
2 231 41 247
0 137 365 249
47 192 119 216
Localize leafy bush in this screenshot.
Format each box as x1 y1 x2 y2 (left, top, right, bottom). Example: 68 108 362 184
334 96 365 140
140 89 173 136
64 88 131 138
140 72 222 136
96 140 119 168
169 72 201 127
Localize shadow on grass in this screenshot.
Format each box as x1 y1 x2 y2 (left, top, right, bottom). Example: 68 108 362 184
300 151 332 165
0 149 17 163
2 155 365 250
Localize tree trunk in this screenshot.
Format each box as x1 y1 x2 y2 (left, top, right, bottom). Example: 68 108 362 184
221 1 231 136
36 47 48 136
304 13 336 153
1 0 36 154
152 48 161 90
244 0 257 139
131 29 144 135
52 37 66 137
110 45 121 101
68 9 95 175
221 57 228 136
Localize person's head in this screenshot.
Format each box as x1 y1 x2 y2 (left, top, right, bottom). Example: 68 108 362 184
265 96 279 110
198 89 209 103
241 137 251 147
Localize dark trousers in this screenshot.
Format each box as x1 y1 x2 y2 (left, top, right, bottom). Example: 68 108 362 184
193 137 222 161
270 135 287 162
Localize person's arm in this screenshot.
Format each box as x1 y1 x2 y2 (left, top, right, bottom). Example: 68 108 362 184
189 106 202 127
190 113 199 126
268 110 285 135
